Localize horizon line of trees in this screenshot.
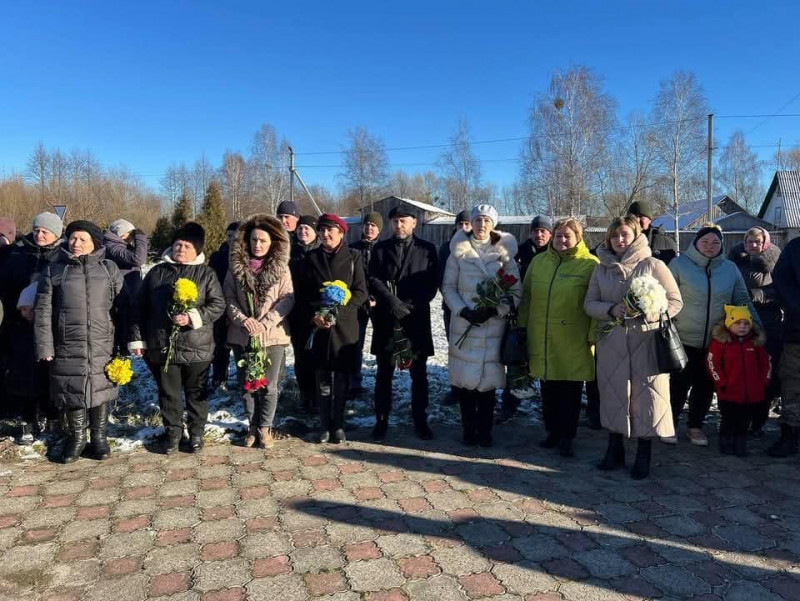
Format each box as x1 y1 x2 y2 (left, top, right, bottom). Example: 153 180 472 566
2 67 799 237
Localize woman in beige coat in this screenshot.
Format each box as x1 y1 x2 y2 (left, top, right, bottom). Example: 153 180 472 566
584 216 682 479
225 214 294 448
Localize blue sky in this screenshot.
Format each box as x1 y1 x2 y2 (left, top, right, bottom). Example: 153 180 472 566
1 1 799 193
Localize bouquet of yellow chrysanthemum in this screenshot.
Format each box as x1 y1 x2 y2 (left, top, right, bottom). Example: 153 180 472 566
105 356 134 386
164 278 199 372
305 280 351 350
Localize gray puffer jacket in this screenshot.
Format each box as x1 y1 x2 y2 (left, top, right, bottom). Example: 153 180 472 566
668 242 760 349
34 247 125 410
130 250 225 365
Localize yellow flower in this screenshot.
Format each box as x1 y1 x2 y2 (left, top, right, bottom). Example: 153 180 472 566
323 280 352 305
105 357 134 386
174 278 198 305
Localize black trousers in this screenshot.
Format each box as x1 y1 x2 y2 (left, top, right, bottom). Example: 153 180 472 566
541 380 583 440
211 318 231 386
317 369 349 431
375 353 428 423
719 401 756 436
669 345 714 429
291 334 319 409
153 362 211 437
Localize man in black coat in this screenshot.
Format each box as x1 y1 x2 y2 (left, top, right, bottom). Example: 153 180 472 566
208 222 240 390
627 200 677 264
515 215 553 281
349 211 383 396
369 206 439 441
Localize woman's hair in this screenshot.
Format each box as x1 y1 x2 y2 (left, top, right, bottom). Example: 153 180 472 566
553 218 584 242
745 226 765 242
604 216 642 248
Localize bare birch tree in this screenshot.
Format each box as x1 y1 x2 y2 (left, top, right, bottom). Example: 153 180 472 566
437 119 482 212
341 126 388 211
716 130 764 213
520 66 616 216
221 151 248 219
26 142 50 203
651 71 709 243
249 124 291 214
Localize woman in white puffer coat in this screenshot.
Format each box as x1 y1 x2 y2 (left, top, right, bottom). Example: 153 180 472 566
443 204 521 447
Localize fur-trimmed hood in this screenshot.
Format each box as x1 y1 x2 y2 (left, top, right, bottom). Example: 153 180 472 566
230 214 290 301
449 229 518 262
711 318 766 346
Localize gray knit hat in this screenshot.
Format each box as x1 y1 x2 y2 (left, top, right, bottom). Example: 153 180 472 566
530 215 554 231
32 212 63 238
109 218 135 237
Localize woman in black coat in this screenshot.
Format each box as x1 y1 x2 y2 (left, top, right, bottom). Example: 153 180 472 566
130 223 225 454
34 221 125 463
293 214 368 443
728 226 783 435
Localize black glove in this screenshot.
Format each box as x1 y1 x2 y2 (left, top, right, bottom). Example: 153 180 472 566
390 298 411 320
470 307 497 324
459 307 482 325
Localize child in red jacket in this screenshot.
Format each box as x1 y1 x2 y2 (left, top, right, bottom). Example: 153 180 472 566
707 305 771 456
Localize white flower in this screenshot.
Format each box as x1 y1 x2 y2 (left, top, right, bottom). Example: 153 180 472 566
627 274 668 317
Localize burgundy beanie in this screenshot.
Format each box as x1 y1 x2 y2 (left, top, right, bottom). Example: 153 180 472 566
317 213 348 233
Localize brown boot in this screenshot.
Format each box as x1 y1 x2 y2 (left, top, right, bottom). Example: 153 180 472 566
259 427 274 449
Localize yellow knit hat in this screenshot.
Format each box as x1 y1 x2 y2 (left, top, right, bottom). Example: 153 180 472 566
724 305 752 329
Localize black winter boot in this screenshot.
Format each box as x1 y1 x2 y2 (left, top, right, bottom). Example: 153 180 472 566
597 433 626 470
476 391 496 447
459 390 478 446
631 439 652 480
559 437 574 457
539 432 559 449
318 396 332 443
87 404 111 460
331 396 346 444
719 432 735 455
163 428 182 455
62 409 88 464
733 432 748 457
767 424 799 458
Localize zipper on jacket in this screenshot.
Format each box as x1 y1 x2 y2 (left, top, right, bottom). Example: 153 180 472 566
740 340 749 403
542 255 563 380
83 260 93 406
702 263 712 349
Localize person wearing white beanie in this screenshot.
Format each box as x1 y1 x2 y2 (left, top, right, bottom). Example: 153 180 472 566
109 219 135 239
470 204 499 227
103 218 148 296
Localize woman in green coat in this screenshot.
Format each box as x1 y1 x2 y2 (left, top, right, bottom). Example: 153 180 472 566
519 218 599 457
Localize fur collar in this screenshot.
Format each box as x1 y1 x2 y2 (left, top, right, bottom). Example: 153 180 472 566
230 214 290 303
711 319 766 346
450 229 518 262
728 242 781 273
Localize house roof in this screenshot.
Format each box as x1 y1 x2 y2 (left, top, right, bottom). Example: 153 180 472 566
380 196 455 216
713 212 775 231
757 171 800 228
652 195 741 230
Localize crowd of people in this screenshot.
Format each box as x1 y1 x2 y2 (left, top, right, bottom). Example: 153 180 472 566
1 198 799 480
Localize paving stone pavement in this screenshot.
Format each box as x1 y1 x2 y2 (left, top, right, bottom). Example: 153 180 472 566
0 423 799 600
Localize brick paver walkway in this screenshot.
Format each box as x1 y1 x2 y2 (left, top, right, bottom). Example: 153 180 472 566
1 424 799 600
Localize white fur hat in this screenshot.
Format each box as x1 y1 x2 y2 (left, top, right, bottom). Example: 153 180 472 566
470 204 499 226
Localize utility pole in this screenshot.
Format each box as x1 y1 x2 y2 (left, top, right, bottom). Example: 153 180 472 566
707 114 714 223
289 147 295 204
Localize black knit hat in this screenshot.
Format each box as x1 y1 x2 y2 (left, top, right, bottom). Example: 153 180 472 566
298 215 318 229
276 200 300 218
455 210 471 224
628 200 653 220
226 221 240 232
695 224 723 244
173 222 206 254
65 220 103 251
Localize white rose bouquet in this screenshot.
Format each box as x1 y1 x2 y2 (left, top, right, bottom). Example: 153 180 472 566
600 273 668 337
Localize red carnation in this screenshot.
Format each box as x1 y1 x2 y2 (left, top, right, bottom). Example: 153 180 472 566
244 381 253 392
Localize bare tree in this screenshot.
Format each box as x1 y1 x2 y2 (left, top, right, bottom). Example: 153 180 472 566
651 71 709 243
191 154 216 215
26 142 50 203
717 130 764 213
341 126 388 211
437 119 483 212
774 145 800 172
249 124 291 214
221 151 248 219
520 66 617 216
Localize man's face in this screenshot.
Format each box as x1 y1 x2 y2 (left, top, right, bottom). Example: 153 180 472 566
637 215 652 230
279 214 299 232
226 229 238 245
530 227 552 248
391 216 416 239
363 222 380 241
457 220 472 233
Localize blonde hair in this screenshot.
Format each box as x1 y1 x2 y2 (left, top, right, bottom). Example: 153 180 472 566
553 218 584 242
604 216 642 249
745 227 765 242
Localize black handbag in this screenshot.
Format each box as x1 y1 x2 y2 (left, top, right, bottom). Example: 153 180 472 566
655 312 688 373
500 310 528 367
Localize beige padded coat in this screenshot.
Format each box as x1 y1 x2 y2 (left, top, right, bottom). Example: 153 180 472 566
442 230 521 392
583 235 683 439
